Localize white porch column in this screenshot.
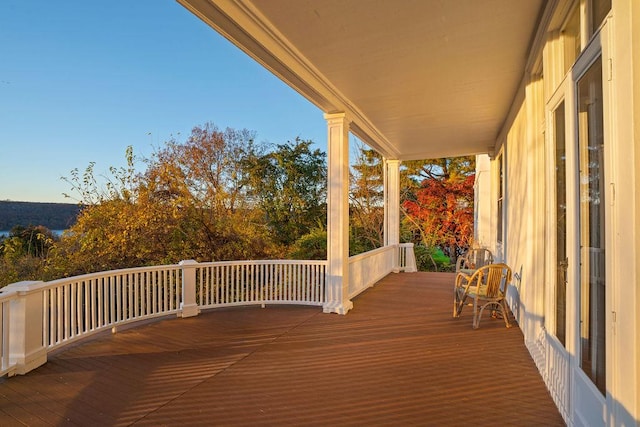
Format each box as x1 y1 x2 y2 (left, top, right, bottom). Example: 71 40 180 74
385 159 401 247
473 154 492 248
323 112 353 315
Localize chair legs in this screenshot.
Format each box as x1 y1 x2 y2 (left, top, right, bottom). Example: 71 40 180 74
454 291 467 318
500 300 512 328
472 298 480 329
453 292 459 317
453 263 513 329
473 300 511 329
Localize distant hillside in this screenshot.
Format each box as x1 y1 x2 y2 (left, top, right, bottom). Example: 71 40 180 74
0 201 81 231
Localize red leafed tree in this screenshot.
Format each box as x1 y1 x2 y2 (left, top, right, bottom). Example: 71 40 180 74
402 157 475 263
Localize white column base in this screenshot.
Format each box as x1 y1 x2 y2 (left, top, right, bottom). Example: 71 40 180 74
10 347 47 376
180 303 200 318
323 300 353 315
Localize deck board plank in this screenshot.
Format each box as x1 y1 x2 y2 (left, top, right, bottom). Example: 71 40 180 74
0 272 564 426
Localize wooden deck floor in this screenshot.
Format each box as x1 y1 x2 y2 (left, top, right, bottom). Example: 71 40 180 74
0 272 564 426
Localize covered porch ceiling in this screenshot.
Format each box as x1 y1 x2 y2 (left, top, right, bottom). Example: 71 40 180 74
177 0 546 160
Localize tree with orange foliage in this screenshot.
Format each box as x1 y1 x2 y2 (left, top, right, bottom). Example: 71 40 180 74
402 157 475 264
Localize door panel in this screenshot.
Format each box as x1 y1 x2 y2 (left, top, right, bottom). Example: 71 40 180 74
553 101 568 346
577 56 606 396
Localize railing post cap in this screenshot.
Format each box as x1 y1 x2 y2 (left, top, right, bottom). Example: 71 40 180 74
2 280 45 293
179 259 199 266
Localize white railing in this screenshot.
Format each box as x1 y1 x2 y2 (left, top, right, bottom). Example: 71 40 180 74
349 246 396 298
0 264 184 377
193 260 327 309
0 246 416 377
42 265 182 350
398 243 418 272
544 332 571 423
0 259 328 376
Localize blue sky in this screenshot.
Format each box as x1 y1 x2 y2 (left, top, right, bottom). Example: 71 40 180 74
0 0 328 203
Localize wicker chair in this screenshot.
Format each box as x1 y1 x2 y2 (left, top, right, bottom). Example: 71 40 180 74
455 247 494 273
453 263 512 329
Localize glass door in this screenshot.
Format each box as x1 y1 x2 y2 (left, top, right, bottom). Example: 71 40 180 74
577 56 606 395
553 101 568 346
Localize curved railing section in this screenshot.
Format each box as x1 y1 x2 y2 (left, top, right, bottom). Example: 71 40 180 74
0 259 328 377
42 265 183 350
194 260 327 309
0 263 184 378
0 244 414 377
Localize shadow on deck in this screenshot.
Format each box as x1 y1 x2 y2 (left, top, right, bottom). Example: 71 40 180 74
0 272 564 426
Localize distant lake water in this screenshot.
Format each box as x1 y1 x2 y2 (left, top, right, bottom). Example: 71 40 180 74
0 230 65 238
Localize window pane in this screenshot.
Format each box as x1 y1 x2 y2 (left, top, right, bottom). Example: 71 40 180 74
563 6 581 74
592 0 611 34
497 155 503 243
577 57 605 395
554 101 567 346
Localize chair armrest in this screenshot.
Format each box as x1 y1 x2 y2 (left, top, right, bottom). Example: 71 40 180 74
455 271 472 290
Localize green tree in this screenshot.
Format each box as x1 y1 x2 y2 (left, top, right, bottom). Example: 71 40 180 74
289 224 327 260
0 225 57 287
2 225 57 259
245 138 327 248
349 145 384 254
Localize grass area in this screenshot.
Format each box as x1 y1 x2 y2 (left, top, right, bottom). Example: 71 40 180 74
414 244 453 272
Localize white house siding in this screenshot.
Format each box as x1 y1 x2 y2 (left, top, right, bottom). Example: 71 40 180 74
503 93 533 330
476 2 639 425
488 75 548 370
633 4 640 425
609 1 639 424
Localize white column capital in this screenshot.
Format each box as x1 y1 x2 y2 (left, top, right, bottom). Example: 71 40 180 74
323 112 349 123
